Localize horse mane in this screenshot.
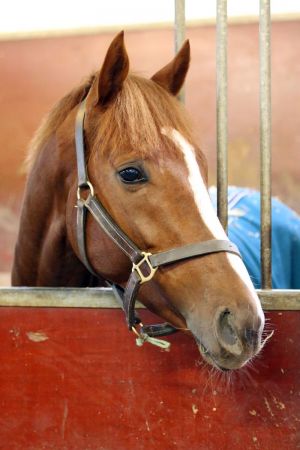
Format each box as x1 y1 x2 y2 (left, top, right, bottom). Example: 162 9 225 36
25 73 96 171
26 72 206 174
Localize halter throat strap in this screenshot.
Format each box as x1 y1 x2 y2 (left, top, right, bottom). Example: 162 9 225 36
74 101 241 336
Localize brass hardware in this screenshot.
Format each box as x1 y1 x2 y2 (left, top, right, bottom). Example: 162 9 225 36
77 181 95 200
132 252 157 284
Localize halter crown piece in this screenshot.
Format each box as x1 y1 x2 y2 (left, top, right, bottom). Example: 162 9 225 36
74 100 241 348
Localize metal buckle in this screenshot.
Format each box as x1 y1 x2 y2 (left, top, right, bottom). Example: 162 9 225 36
77 181 95 201
132 252 157 284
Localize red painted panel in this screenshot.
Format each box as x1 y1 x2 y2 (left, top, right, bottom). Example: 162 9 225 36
0 308 299 449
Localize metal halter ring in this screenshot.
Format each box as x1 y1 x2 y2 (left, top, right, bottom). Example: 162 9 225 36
132 252 158 284
77 181 95 201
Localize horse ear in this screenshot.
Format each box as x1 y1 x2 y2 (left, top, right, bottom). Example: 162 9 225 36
95 31 129 107
151 40 190 96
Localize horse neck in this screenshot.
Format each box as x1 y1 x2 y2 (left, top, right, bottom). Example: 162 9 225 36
12 108 95 287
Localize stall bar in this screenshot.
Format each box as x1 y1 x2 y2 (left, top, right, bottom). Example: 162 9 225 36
260 0 272 289
216 0 228 232
174 0 186 103
216 0 273 286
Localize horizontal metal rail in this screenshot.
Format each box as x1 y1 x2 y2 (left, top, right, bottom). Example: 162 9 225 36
0 288 299 311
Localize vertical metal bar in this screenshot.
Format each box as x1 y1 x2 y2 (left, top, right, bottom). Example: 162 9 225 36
259 0 272 289
174 0 186 102
216 0 228 231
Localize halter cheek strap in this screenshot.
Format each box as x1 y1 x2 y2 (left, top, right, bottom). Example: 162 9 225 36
74 100 241 343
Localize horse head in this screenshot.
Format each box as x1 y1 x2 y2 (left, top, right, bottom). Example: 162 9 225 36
65 32 266 371
15 31 265 371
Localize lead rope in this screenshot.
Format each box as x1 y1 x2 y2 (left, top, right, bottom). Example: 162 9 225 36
132 325 171 350
112 284 172 349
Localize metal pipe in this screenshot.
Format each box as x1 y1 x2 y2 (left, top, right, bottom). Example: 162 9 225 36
0 288 299 311
259 0 272 289
216 0 228 231
174 0 186 102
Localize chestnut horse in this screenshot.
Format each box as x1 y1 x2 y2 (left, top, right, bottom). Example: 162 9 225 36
12 32 264 371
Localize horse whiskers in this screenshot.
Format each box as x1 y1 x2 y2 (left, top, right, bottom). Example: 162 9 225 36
261 330 274 337
262 321 274 328
240 367 258 388
261 328 275 338
261 321 275 336
197 359 264 395
203 363 223 393
218 370 234 393
208 365 237 394
251 356 269 370
196 335 276 394
195 357 205 368
197 362 218 397
243 359 260 376
248 361 260 374
197 362 223 395
260 329 275 350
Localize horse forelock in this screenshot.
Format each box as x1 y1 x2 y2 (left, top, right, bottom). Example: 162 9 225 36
89 74 206 168
25 71 206 174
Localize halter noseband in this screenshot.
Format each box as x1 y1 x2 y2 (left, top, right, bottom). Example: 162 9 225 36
74 100 241 343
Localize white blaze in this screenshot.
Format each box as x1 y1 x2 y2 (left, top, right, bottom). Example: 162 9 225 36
161 127 264 317
162 127 227 240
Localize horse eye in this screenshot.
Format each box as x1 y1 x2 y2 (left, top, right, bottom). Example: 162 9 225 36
118 167 147 184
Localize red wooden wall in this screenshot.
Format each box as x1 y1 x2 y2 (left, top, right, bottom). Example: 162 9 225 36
0 308 299 449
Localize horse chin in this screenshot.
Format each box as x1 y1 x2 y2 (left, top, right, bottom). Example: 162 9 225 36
196 337 255 372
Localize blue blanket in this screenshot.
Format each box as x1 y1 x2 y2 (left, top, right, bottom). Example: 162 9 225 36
209 187 300 289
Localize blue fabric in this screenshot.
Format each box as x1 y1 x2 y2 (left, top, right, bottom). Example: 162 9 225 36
209 186 300 289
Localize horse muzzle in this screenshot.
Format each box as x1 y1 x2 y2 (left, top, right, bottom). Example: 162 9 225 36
193 306 265 371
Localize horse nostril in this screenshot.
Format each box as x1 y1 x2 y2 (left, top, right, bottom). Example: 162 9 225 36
218 309 237 346
216 309 243 356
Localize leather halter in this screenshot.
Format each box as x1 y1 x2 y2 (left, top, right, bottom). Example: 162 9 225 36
74 100 241 339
